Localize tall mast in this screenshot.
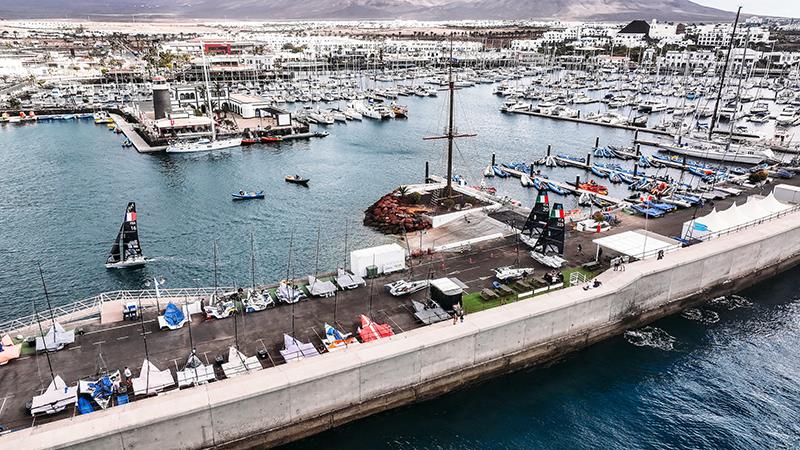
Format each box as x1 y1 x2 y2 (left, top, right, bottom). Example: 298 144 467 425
200 41 216 140
708 6 741 140
422 36 476 198
212 239 218 296
250 232 256 291
35 263 56 384
446 40 455 197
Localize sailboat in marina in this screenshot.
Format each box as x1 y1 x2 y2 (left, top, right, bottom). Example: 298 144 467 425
166 42 240 153
105 202 146 269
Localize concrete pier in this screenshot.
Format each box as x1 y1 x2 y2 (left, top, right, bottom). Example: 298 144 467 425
7 209 800 450
110 113 166 153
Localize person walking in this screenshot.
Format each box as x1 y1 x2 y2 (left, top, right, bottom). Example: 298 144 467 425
577 243 583 254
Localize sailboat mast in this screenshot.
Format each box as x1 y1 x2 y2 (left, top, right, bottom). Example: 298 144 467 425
35 263 56 383
200 41 216 140
212 239 218 295
446 38 455 197
250 232 256 291
708 6 742 140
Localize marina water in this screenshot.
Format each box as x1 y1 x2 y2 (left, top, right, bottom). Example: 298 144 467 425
1 83 799 448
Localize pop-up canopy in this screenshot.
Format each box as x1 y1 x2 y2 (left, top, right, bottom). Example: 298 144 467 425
592 230 680 260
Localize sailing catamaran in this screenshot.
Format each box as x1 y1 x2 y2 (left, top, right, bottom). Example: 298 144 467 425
105 202 146 269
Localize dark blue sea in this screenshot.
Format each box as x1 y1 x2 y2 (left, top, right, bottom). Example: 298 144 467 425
1 83 798 449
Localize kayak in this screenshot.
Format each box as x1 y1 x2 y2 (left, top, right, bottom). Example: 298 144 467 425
241 138 258 145
232 191 265 200
285 175 309 186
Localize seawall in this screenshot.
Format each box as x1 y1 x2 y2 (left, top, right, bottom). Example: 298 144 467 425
6 211 800 450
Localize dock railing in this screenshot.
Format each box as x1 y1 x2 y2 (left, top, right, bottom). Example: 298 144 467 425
0 286 233 337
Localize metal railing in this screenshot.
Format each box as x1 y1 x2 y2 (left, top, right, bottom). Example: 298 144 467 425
0 286 233 336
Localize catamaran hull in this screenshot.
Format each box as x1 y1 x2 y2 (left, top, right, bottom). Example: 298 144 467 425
105 258 146 269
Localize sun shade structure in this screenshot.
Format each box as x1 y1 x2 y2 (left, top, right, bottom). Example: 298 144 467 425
132 359 176 395
35 322 75 352
280 334 320 362
592 230 680 260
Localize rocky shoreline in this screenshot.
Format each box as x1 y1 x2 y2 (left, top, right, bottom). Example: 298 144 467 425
363 190 432 235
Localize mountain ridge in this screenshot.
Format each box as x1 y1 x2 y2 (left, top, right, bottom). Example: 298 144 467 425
0 0 735 22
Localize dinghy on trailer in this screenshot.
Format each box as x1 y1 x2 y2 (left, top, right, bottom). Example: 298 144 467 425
335 269 365 290
132 359 175 395
384 279 429 296
307 276 337 298
411 300 451 325
157 301 203 331
177 351 216 388
322 323 359 352
77 370 121 413
244 289 274 312
0 334 21 365
35 322 75 352
221 346 262 378
280 334 320 362
29 375 77 416
358 315 394 342
105 202 146 269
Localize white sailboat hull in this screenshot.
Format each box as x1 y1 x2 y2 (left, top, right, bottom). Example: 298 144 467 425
166 138 241 153
105 255 147 269
663 145 774 165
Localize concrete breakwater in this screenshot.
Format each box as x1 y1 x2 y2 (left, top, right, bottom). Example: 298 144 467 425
6 211 800 450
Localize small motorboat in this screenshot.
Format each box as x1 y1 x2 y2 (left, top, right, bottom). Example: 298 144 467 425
232 191 265 200
285 175 309 186
241 138 258 145
261 136 282 143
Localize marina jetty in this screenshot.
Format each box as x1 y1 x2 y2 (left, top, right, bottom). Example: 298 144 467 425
5 182 800 449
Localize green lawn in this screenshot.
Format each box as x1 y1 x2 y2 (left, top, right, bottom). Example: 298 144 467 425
461 266 594 314
462 291 517 314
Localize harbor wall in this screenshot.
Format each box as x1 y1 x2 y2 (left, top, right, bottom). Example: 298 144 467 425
7 211 800 450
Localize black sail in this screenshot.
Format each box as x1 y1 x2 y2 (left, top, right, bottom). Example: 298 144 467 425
107 202 142 264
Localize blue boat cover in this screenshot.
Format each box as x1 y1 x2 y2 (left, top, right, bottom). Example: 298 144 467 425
163 303 185 326
90 376 114 401
78 397 95 415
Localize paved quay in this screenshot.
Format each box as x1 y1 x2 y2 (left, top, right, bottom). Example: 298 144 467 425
110 113 166 153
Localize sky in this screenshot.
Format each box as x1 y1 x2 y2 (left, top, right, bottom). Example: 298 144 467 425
694 0 800 18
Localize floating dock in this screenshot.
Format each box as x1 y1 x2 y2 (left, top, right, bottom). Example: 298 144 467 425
109 113 166 153
507 109 673 136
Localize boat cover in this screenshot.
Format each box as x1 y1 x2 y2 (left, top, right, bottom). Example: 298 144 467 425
358 315 394 342
221 347 262 378
335 269 365 289
132 359 176 395
35 322 75 352
78 371 120 410
163 302 185 326
176 353 216 387
0 334 21 365
411 300 451 325
280 334 320 362
30 375 77 416
307 276 337 297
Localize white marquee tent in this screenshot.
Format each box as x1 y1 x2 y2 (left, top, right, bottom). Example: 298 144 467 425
682 192 793 240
